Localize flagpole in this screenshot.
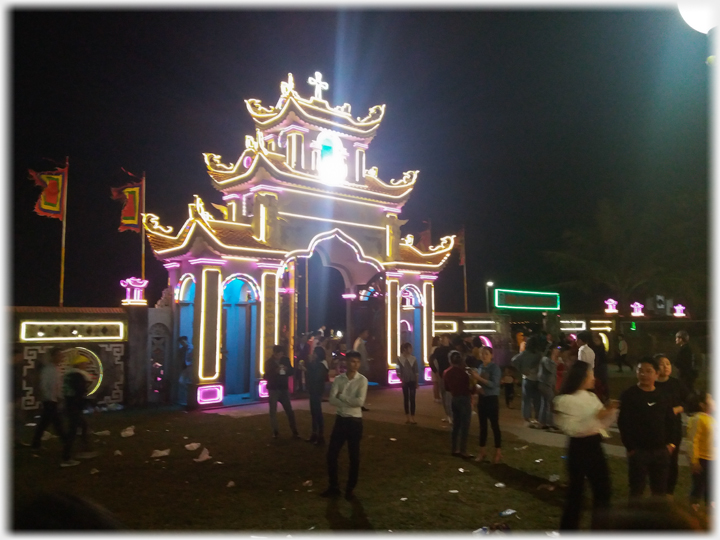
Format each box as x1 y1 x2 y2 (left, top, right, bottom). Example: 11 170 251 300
141 172 146 280
59 156 69 307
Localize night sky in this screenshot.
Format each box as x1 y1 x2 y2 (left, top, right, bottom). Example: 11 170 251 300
11 9 709 317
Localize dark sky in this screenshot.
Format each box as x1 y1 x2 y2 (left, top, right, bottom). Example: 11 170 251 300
11 9 709 314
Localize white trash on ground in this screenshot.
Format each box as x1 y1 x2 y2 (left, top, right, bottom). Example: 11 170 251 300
193 447 211 462
94 430 111 436
494 483 505 488
151 449 170 457
90 468 99 474
227 481 236 488
302 480 312 487
120 426 135 437
184 442 201 451
114 450 122 456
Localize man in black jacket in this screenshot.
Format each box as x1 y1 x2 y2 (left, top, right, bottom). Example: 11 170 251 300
618 356 676 500
265 345 300 439
431 334 453 423
674 330 696 393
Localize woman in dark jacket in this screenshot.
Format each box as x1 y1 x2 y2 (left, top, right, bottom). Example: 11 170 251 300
305 347 329 446
654 353 691 497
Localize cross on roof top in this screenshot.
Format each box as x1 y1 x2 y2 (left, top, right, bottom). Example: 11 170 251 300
307 71 329 100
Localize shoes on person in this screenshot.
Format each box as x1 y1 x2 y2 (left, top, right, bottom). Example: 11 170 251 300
314 437 325 446
60 459 80 468
75 451 99 459
306 434 318 443
344 490 356 501
319 487 342 498
361 406 370 412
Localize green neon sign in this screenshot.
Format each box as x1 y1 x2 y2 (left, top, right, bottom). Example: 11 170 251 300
494 288 560 310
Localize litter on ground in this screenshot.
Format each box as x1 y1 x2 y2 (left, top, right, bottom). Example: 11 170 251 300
193 448 211 462
120 426 135 437
400 498 407 501
514 446 528 450
184 443 201 451
114 450 122 456
499 509 516 516
448 490 459 493
535 459 544 463
389 438 397 441
151 449 170 458
494 483 505 488
94 430 110 436
90 468 99 474
302 480 312 487
227 481 236 488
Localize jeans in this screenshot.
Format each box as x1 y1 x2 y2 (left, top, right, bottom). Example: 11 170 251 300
440 384 453 418
521 378 541 422
31 401 66 448
478 395 501 448
560 434 611 530
401 382 417 415
268 389 298 435
309 392 324 437
538 382 555 427
327 415 363 492
628 447 670 498
451 394 472 454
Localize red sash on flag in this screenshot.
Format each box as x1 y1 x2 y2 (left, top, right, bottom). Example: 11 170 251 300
111 181 143 232
28 166 68 220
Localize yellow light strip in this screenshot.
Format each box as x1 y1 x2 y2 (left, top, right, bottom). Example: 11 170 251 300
434 320 457 333
155 222 197 254
274 269 281 344
198 268 222 381
221 255 261 262
121 299 148 306
590 326 613 332
422 282 432 365
283 228 385 271
386 279 398 368
402 237 456 257
194 221 286 255
20 321 125 342
386 224 391 257
396 281 401 358
179 274 194 301
272 184 400 210
259 271 275 376
207 218 250 228
254 203 267 243
228 201 237 221
278 211 385 231
384 254 452 269
589 320 613 324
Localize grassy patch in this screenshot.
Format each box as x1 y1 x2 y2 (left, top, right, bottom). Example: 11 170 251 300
13 397 704 531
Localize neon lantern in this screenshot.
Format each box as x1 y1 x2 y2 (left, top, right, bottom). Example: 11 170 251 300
630 302 644 317
197 384 224 405
673 304 686 317
258 380 269 398
604 299 618 314
120 277 149 306
424 367 433 382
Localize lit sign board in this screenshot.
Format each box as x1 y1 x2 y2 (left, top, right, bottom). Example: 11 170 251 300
494 289 560 311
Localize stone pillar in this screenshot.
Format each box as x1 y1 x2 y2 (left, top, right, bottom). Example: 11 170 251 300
125 304 149 407
385 277 401 384
188 260 225 410
259 270 278 381
422 280 436 371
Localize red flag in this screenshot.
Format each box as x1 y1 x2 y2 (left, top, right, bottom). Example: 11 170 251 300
111 181 143 232
28 165 68 220
458 226 466 266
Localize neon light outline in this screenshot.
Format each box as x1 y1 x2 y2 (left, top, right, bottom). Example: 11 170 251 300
258 379 269 398
278 211 385 231
221 273 261 302
434 320 457 333
175 273 196 303
386 278 399 368
673 304 686 317
479 336 492 348
71 347 104 395
19 321 125 342
630 302 644 316
604 298 618 313
494 288 561 311
284 228 384 272
424 367 432 382
197 384 224 405
189 258 227 266
198 267 222 382
388 370 402 385
400 284 424 307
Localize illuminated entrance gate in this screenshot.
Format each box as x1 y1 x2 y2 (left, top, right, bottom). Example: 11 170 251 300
144 73 455 408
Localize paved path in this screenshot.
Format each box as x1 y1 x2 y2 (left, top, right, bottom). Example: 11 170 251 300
206 384 691 465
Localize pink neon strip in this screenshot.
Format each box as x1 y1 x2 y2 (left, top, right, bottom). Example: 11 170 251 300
342 293 357 299
189 258 227 266
222 194 242 200
386 272 402 278
387 370 402 385
197 384 223 405
479 336 492 347
424 367 432 382
243 156 253 168
400 319 412 331
258 380 269 398
163 262 181 269
250 185 283 193
419 275 438 281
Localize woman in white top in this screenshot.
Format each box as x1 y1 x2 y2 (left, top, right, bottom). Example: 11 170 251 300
553 360 618 530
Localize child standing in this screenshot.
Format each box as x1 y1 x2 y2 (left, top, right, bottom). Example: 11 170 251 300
501 367 515 408
689 391 714 511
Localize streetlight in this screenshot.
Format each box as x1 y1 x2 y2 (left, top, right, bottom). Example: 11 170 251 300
677 2 717 64
485 281 494 313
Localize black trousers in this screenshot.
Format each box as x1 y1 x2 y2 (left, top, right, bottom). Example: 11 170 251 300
326 415 363 492
503 383 514 407
62 406 90 461
478 395 501 448
401 382 416 415
690 459 710 505
31 401 66 448
628 447 670 498
667 442 681 495
560 434 611 530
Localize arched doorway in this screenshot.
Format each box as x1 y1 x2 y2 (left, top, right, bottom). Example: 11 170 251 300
400 284 425 382
222 274 260 398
